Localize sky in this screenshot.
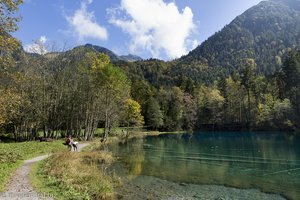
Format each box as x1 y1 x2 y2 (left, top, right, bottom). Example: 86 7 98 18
13 0 263 60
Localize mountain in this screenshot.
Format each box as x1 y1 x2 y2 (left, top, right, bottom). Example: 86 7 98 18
119 54 144 62
181 0 300 75
36 0 300 88
84 44 142 62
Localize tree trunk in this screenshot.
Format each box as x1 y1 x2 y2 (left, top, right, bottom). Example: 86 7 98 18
103 109 109 141
247 89 251 129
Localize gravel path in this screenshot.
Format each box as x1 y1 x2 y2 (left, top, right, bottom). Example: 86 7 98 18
0 143 90 200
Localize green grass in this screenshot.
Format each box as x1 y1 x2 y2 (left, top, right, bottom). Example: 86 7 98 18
31 150 118 200
30 161 59 198
0 140 66 191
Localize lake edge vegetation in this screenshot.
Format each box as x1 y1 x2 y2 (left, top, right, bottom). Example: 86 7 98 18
30 141 120 200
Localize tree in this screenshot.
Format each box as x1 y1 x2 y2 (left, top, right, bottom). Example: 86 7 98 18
195 85 224 129
11 56 45 140
182 93 197 131
123 99 144 129
90 53 131 140
0 89 21 125
218 76 246 126
272 99 294 130
256 95 294 130
164 87 184 131
0 0 23 58
145 98 164 130
0 0 23 71
241 58 257 127
130 79 153 106
207 88 225 126
282 49 300 119
0 0 23 127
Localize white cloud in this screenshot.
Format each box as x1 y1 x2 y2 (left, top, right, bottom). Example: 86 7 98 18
192 40 200 49
108 0 197 59
39 36 47 44
66 0 108 41
24 36 48 55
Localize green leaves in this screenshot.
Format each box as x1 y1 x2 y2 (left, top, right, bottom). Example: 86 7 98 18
145 98 164 130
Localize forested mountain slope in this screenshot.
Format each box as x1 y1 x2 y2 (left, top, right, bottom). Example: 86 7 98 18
51 0 300 87
181 0 300 75
83 44 142 62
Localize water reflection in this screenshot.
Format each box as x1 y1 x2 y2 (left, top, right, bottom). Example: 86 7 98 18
110 132 300 200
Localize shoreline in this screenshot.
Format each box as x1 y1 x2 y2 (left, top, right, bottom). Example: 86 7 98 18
110 132 292 200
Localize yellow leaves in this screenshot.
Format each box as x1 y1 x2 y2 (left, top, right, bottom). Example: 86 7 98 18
0 87 21 125
96 53 110 68
275 55 282 65
196 85 224 108
256 95 294 129
1 0 23 10
87 52 110 71
245 58 257 68
256 102 272 126
124 99 144 126
210 88 225 104
0 35 20 71
0 0 23 108
124 99 142 117
0 35 20 52
0 0 23 32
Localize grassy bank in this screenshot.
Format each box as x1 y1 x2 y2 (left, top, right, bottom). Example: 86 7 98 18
0 140 66 191
31 142 119 200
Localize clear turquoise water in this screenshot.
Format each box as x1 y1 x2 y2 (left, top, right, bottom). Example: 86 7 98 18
110 132 300 199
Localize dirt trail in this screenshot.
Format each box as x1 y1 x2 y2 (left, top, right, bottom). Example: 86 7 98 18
0 143 90 200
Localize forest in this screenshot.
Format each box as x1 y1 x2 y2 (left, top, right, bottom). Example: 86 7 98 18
1 1 300 200
123 52 300 132
1 42 300 142
1 0 300 142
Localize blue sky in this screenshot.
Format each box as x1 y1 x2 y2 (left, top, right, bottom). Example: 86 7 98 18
14 0 262 60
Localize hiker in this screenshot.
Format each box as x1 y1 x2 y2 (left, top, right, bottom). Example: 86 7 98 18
65 135 79 151
66 135 73 151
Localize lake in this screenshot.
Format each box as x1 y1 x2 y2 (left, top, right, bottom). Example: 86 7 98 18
109 132 300 200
